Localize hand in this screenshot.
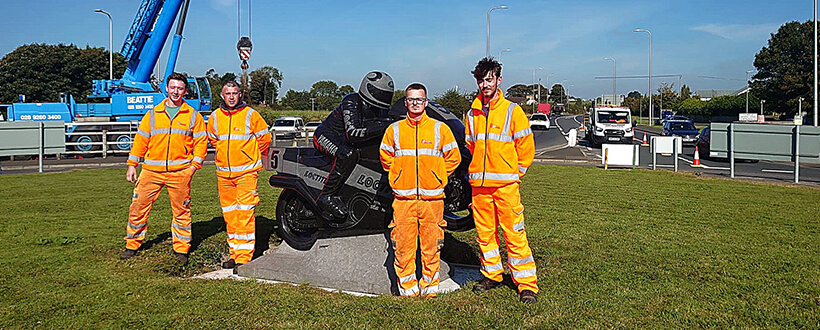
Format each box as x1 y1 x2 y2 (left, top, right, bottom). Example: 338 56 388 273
126 165 138 183
189 166 197 174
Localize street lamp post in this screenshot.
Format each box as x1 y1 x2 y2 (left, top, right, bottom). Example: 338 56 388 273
545 73 554 103
498 48 511 60
94 9 113 81
635 28 652 125
562 79 568 110
538 77 542 109
532 67 542 112
760 99 765 115
486 5 508 58
604 57 616 105
815 0 818 126
745 69 754 113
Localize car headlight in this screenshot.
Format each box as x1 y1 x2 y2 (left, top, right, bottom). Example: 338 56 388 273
595 127 604 132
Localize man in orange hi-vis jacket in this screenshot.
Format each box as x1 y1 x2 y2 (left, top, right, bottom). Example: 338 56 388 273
465 57 538 304
207 81 271 271
380 83 461 297
121 73 208 266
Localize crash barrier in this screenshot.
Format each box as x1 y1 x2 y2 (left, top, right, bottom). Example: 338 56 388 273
651 136 683 172
709 123 820 183
63 122 139 158
0 121 66 172
601 143 640 169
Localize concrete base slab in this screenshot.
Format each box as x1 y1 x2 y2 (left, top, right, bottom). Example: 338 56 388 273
235 232 482 295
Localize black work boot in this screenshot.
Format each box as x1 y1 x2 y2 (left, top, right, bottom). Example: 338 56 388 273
317 195 347 222
174 252 189 266
222 259 237 269
232 263 246 275
120 248 137 260
519 290 537 304
473 278 502 293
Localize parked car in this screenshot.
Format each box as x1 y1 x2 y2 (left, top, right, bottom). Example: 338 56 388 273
696 126 758 162
271 116 305 139
661 120 699 145
659 115 691 126
304 121 321 138
529 113 550 130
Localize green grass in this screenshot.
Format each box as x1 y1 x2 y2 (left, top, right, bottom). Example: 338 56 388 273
1 165 818 328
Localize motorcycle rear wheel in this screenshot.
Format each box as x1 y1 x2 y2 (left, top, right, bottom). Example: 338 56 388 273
275 189 320 251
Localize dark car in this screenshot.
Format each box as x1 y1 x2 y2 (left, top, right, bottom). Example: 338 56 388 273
696 126 758 162
661 120 699 145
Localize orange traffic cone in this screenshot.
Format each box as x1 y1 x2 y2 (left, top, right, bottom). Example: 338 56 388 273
641 133 648 146
692 146 704 167
579 118 585 131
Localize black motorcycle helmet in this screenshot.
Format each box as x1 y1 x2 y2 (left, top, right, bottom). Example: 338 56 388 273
358 71 394 109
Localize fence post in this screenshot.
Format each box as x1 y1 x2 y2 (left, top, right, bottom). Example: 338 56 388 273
39 122 44 173
102 129 108 159
729 124 735 179
673 138 679 172
794 125 800 183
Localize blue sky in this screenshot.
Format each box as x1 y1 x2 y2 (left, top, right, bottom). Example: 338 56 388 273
0 0 815 99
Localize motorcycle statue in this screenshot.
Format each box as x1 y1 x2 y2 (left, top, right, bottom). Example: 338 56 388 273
266 98 475 250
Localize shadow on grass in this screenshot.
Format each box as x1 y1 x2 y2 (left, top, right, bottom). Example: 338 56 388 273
139 217 226 253
253 215 276 259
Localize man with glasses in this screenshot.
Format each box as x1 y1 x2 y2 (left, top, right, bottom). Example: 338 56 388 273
121 72 208 266
465 57 538 303
313 71 395 221
380 83 461 297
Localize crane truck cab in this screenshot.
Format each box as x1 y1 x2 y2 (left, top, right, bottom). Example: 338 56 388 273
585 105 633 147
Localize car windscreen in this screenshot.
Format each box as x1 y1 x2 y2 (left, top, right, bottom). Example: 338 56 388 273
531 114 547 121
274 120 295 127
306 122 321 127
597 111 629 123
669 122 696 130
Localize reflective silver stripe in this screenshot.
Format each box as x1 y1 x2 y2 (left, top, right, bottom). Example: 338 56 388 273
193 156 204 164
143 159 192 166
212 112 219 140
512 268 537 279
502 103 515 136
128 222 146 231
392 122 401 151
513 220 526 231
393 188 444 197
399 274 416 284
172 222 191 232
192 131 207 139
229 242 255 250
486 133 513 142
245 108 254 135
513 127 532 140
128 155 141 163
465 135 474 142
482 262 504 273
434 121 441 151
254 127 269 136
509 255 534 266
421 285 438 295
172 231 191 241
395 149 443 157
441 141 458 152
482 248 500 260
149 109 155 134
152 128 171 135
467 109 475 139
218 134 254 140
137 129 150 138
422 272 440 283
207 132 217 139
126 231 146 239
221 204 256 212
519 166 528 175
380 143 394 153
469 172 519 181
228 233 256 241
189 109 197 132
170 128 190 136
216 161 262 173
399 285 419 296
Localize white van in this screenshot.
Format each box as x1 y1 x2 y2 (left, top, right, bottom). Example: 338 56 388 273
271 116 305 139
585 106 633 147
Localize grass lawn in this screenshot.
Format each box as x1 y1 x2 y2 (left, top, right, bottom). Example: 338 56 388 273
1 165 818 328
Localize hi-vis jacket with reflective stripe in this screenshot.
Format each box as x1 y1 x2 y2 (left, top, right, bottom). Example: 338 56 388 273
380 112 461 200
207 105 271 179
127 100 208 172
465 89 534 187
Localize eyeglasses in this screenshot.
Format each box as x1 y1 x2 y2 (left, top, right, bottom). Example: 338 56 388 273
406 97 427 104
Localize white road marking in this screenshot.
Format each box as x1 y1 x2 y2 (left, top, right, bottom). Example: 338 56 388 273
762 169 794 174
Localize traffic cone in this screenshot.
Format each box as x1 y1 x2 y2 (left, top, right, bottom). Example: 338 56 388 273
579 118 585 131
641 133 648 146
692 146 704 167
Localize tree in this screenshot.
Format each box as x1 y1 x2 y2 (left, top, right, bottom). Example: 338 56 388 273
506 84 533 98
205 69 238 108
339 84 354 96
433 88 471 118
627 90 642 99
549 84 567 104
248 66 283 105
0 43 126 103
280 89 312 110
310 80 342 111
753 20 816 117
392 90 406 105
680 84 692 100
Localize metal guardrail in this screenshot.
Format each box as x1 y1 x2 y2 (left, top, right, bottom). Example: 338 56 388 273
0 121 66 172
709 123 820 183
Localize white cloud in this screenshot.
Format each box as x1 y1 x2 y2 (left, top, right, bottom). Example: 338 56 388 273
691 23 780 40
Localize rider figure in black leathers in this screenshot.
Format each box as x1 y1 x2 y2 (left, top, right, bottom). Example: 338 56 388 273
313 71 395 221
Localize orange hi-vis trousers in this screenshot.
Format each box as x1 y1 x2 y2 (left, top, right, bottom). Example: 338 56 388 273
389 199 445 297
472 182 538 293
218 172 259 264
125 168 194 254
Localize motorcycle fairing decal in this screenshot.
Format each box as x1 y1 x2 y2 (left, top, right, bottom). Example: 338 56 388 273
294 163 329 191
344 165 392 198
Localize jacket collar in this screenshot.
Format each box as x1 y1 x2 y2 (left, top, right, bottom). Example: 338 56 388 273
219 101 248 115
156 99 192 113
404 111 429 127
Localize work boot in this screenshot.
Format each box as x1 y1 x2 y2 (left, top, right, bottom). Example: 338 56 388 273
120 248 137 260
232 263 246 275
473 278 502 293
174 252 189 266
222 259 237 269
519 290 537 304
317 195 347 222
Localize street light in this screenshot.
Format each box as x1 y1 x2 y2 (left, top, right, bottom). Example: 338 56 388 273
760 99 765 115
545 73 554 103
815 0 818 126
604 57 616 105
634 28 652 125
532 67 542 112
745 69 755 113
562 79 568 110
498 48 511 60
94 9 113 81
486 5 508 58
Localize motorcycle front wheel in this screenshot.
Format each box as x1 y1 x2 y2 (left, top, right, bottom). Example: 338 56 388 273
275 189 320 251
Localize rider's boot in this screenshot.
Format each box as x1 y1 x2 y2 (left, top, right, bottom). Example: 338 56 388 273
317 194 347 221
